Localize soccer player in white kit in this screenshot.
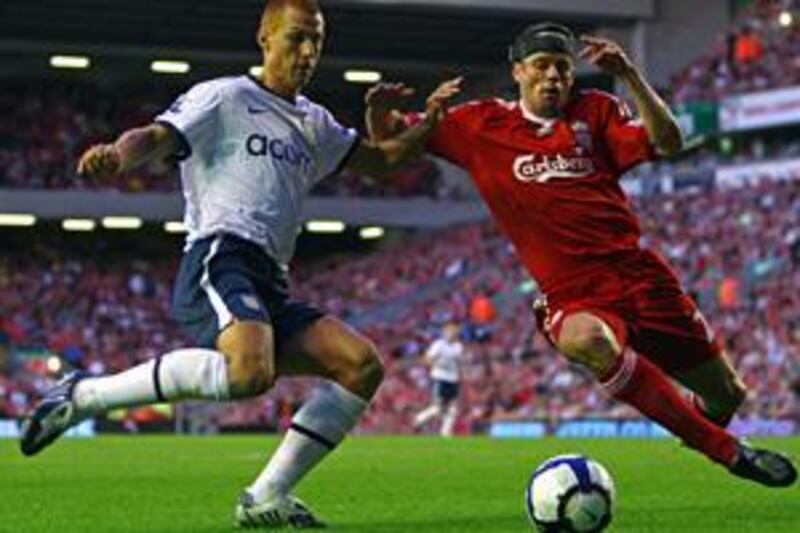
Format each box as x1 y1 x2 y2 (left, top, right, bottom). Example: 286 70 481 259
19 0 462 528
413 323 465 437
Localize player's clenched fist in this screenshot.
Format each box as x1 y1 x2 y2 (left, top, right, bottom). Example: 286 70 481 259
77 143 122 178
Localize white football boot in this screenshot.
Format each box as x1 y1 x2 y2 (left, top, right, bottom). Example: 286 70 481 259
236 491 326 529
20 371 87 456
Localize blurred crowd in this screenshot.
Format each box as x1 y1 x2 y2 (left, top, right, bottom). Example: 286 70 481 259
4 1 800 197
355 179 800 433
0 80 444 197
2 178 798 433
3 1 800 433
672 0 800 103
5 75 800 200
0 82 172 192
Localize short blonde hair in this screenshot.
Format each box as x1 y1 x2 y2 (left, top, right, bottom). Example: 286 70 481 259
258 0 321 41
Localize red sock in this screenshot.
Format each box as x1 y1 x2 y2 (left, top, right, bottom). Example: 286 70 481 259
691 393 735 428
602 351 738 466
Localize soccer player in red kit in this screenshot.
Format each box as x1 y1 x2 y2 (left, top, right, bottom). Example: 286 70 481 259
366 23 796 487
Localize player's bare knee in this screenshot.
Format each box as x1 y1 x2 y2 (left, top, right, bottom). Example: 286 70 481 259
558 327 619 376
566 349 618 377
353 343 384 396
335 342 384 399
225 349 275 398
217 321 275 398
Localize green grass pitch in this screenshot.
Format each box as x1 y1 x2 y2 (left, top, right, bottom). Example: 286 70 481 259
1 436 798 532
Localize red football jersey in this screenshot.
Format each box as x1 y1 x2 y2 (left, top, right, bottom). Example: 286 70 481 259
409 90 657 294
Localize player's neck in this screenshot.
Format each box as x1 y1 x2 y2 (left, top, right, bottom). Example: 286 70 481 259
519 100 562 123
254 73 299 103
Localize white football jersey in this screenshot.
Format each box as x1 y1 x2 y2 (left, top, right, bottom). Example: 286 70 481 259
427 338 464 383
156 75 359 267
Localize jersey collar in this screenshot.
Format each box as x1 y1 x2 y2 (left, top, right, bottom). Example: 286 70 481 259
246 74 299 106
518 100 560 128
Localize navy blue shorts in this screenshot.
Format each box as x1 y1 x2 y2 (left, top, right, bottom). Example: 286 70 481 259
433 380 460 403
172 233 325 350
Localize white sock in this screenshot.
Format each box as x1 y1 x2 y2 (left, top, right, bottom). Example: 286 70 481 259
440 404 457 437
414 404 442 427
73 348 230 415
247 382 368 502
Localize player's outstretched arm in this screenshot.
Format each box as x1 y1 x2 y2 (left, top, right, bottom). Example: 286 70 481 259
347 77 462 177
364 82 414 142
579 36 683 157
77 123 180 179
424 348 438 367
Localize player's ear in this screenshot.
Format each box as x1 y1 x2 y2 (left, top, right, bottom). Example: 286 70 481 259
511 62 523 84
564 69 575 90
257 16 273 51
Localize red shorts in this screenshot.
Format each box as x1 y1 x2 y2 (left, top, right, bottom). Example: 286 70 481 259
536 249 722 376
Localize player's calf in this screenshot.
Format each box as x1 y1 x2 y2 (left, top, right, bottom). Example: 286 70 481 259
225 351 275 399
680 357 748 428
413 403 442 428
242 381 371 512
691 384 746 428
240 317 381 519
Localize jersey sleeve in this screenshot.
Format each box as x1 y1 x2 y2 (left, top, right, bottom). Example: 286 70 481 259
405 102 482 169
455 343 465 360
313 107 359 182
601 95 657 173
155 82 223 161
426 339 443 359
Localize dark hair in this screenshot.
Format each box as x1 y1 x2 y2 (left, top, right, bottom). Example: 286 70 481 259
509 22 576 62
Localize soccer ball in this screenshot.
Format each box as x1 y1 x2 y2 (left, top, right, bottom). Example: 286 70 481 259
525 454 615 532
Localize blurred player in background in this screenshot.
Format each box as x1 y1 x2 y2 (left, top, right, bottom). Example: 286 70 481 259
413 322 465 437
366 23 796 488
19 0 461 528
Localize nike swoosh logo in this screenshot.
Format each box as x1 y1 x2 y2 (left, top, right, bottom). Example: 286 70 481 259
247 106 270 114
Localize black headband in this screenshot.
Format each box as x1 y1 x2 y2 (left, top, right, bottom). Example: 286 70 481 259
509 23 576 62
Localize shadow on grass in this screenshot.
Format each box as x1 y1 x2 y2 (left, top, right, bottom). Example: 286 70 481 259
140 513 527 533
332 513 527 532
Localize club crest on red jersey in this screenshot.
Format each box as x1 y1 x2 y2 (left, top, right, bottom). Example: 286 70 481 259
513 152 595 183
570 120 593 154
